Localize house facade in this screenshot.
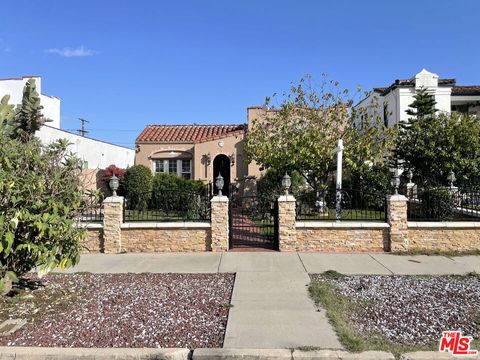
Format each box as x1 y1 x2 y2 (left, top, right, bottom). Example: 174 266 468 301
354 69 480 127
135 107 269 190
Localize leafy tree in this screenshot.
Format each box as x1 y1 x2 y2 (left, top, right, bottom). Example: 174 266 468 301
0 131 86 295
396 112 480 188
0 95 16 136
14 79 51 141
122 165 153 210
245 75 396 194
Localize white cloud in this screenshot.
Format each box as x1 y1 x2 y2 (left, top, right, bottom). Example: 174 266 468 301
45 45 97 57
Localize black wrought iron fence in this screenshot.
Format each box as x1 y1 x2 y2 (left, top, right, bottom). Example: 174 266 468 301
296 187 387 221
79 196 104 222
124 187 211 222
407 187 480 221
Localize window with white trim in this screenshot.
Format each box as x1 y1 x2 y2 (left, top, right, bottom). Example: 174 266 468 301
181 159 191 179
153 159 192 179
154 160 165 173
168 159 177 174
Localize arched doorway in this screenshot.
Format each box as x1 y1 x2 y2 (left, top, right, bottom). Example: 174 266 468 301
213 154 230 195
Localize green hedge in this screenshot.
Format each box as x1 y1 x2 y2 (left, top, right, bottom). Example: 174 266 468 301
122 165 153 210
419 187 455 220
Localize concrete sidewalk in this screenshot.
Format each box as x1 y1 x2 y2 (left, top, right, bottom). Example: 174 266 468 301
67 252 480 275
64 252 480 349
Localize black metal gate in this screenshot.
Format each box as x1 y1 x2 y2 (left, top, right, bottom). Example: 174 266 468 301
228 193 279 250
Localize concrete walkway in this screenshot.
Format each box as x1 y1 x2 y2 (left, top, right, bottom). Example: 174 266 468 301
65 252 480 349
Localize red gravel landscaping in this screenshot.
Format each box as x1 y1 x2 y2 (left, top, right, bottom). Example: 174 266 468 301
0 273 235 348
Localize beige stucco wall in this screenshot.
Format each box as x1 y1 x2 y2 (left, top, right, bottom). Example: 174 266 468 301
194 133 247 182
246 107 271 179
135 133 252 184
135 143 195 173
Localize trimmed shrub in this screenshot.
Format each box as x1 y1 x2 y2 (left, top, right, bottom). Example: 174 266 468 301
123 165 153 210
420 187 455 220
151 173 208 220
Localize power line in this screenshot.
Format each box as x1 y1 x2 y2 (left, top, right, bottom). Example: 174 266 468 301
77 118 90 136
66 128 141 132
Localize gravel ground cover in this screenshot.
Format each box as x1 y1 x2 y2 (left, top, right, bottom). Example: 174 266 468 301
310 273 480 346
0 273 234 348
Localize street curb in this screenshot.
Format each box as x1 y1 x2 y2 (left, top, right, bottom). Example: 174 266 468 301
0 347 191 360
192 348 395 359
294 350 394 359
400 351 479 359
1 348 477 360
193 348 292 359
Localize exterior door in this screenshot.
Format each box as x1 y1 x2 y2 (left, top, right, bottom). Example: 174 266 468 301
213 154 230 195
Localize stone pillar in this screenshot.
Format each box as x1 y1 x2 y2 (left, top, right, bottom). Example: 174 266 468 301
387 194 408 252
210 195 229 252
278 195 297 251
103 196 124 253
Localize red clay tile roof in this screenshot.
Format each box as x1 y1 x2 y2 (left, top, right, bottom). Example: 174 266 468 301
451 86 480 96
136 124 245 143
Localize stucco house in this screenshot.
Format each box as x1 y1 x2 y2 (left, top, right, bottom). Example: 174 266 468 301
354 69 480 127
135 107 269 191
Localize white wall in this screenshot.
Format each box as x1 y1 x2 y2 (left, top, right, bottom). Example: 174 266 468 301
354 69 454 127
37 125 135 169
0 76 61 128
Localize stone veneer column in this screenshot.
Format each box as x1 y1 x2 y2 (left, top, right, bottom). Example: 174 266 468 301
210 195 229 252
102 196 124 253
278 195 297 251
387 194 408 252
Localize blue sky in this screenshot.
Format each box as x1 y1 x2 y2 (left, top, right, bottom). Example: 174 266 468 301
1 0 479 148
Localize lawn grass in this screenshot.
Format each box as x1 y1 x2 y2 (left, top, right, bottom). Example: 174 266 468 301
308 277 436 359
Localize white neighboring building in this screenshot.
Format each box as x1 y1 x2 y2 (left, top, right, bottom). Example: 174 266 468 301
37 126 134 169
354 69 480 127
0 76 134 170
0 76 61 128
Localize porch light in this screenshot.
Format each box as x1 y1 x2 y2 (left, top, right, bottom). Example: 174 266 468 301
447 170 456 189
390 170 400 195
215 174 224 196
407 169 413 183
109 174 120 196
282 172 292 196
